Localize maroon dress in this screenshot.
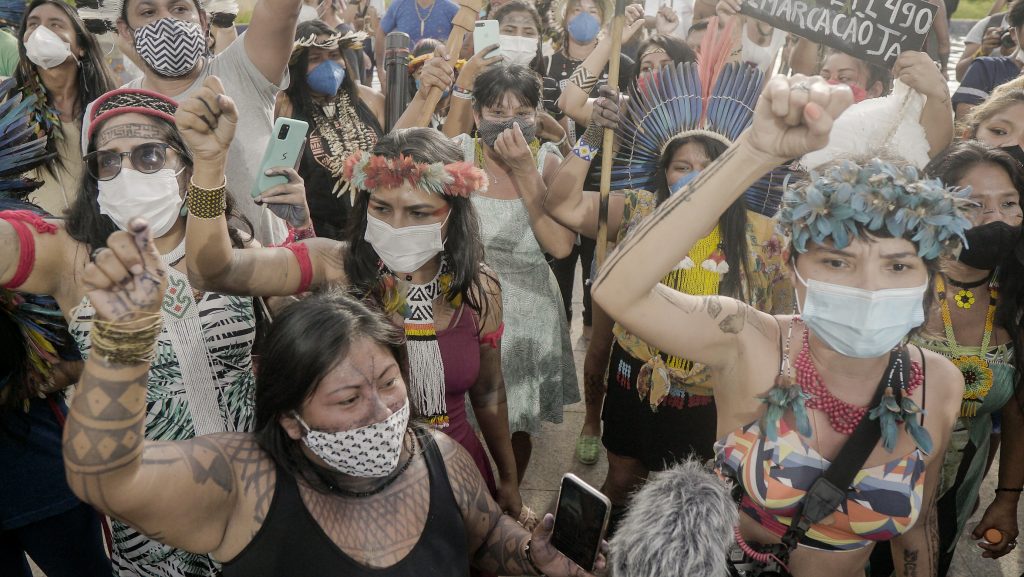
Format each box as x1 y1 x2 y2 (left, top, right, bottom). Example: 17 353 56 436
436 304 498 494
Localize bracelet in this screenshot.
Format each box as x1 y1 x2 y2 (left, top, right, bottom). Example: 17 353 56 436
523 539 547 576
995 488 1024 493
186 178 227 219
569 66 599 95
290 223 316 242
552 132 568 147
452 85 473 101
571 122 604 161
91 314 163 366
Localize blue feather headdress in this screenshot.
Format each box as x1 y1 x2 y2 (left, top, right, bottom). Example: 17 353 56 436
0 77 51 197
0 79 77 412
612 20 789 216
0 0 24 27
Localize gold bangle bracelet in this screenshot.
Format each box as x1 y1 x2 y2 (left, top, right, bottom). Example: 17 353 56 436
186 178 227 219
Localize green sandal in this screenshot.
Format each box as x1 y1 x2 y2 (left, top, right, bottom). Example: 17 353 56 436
575 435 600 465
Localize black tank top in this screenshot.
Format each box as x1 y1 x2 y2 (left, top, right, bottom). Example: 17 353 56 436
222 427 470 577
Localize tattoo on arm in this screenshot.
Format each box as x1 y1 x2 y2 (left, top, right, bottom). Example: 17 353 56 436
903 549 919 577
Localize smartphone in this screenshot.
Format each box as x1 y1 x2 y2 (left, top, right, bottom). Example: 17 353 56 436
251 117 309 198
550 473 610 572
473 20 500 59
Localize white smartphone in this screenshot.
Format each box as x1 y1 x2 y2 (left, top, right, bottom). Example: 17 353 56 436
473 20 500 59
551 473 611 572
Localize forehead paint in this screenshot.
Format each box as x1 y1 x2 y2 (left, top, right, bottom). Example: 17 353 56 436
96 124 165 148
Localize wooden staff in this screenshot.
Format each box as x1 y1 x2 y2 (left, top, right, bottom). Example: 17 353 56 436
413 0 483 127
596 0 627 267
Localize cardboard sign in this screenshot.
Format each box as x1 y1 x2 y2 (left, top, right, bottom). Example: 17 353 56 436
740 0 936 67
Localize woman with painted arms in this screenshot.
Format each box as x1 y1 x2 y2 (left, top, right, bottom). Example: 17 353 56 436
591 75 966 577
62 247 602 576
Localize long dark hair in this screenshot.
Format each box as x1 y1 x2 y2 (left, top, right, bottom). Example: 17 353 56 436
493 1 546 76
65 115 251 251
285 20 382 136
925 141 1024 393
343 128 493 323
15 0 116 176
655 135 750 302
253 291 406 493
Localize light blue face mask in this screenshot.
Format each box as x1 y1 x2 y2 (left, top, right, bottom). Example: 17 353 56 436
669 170 700 195
567 11 600 44
794 266 928 358
307 60 345 96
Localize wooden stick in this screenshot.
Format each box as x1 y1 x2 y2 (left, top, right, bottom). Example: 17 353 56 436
596 0 627 268
413 0 483 127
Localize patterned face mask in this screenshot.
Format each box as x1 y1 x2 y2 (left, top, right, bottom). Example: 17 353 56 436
133 18 206 78
294 399 410 477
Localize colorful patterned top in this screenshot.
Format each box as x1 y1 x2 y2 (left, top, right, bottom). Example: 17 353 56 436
612 189 792 407
715 420 927 551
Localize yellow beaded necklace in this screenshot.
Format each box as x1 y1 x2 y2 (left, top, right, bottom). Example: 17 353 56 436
936 274 998 418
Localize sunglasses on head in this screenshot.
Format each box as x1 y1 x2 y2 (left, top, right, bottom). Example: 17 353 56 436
85 143 181 181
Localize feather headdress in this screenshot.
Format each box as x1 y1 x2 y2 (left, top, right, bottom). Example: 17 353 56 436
0 0 24 26
0 78 78 411
0 78 51 197
78 0 239 33
612 18 789 216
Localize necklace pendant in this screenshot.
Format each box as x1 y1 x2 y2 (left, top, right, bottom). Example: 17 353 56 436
954 289 975 309
420 21 425 36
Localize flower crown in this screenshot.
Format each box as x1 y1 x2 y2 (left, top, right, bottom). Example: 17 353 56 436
342 151 488 198
778 159 974 261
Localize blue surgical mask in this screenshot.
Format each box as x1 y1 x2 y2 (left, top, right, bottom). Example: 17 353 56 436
307 60 345 96
795 266 927 358
669 170 700 195
567 11 600 44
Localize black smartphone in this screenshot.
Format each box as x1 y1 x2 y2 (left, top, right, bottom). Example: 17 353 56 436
550 473 610 572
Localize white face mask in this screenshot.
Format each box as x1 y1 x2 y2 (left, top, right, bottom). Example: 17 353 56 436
364 212 448 274
25 25 75 69
97 168 184 238
795 267 927 358
295 399 410 477
499 34 538 67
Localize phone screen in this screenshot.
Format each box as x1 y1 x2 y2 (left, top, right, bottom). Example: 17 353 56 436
551 476 609 571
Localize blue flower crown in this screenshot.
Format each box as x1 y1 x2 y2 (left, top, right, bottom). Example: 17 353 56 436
778 159 974 261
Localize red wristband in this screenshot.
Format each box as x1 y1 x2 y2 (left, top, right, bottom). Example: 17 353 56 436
481 323 504 349
286 242 313 294
1 210 58 290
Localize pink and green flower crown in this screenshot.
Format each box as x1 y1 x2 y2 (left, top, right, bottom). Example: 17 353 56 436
778 159 974 261
342 151 488 198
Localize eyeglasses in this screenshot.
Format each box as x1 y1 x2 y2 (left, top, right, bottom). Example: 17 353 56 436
85 143 181 181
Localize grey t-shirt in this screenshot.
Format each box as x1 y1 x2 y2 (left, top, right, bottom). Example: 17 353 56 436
85 31 290 245
966 13 1010 45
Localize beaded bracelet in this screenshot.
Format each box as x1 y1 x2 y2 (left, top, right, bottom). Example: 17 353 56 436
186 178 227 219
571 124 604 162
523 539 547 576
91 314 163 366
451 85 473 101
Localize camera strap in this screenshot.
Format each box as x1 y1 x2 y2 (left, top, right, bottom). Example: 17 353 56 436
732 346 910 571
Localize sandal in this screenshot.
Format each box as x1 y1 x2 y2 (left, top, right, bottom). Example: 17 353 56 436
575 434 600 465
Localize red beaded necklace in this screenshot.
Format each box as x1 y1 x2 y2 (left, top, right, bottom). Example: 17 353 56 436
795 326 923 435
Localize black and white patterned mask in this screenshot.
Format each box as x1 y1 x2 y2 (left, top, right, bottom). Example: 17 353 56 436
294 399 410 477
133 18 206 78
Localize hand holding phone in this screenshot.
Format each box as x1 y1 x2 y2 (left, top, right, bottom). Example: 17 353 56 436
473 20 500 59
528 474 609 574
252 118 309 199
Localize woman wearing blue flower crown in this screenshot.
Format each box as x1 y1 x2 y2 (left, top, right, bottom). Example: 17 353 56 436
592 75 967 577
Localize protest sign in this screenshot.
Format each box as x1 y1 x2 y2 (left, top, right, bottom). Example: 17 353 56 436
739 0 936 67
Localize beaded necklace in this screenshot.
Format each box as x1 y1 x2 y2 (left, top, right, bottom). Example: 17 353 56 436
796 328 923 436
935 274 998 418
308 91 378 198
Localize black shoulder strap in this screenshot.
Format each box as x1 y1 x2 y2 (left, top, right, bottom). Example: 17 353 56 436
776 347 909 556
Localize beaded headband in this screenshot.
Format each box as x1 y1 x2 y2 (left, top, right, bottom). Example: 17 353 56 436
638 46 668 61
87 88 179 143
778 159 974 261
342 151 488 199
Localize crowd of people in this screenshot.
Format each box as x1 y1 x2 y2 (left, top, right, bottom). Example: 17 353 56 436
0 0 1022 575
